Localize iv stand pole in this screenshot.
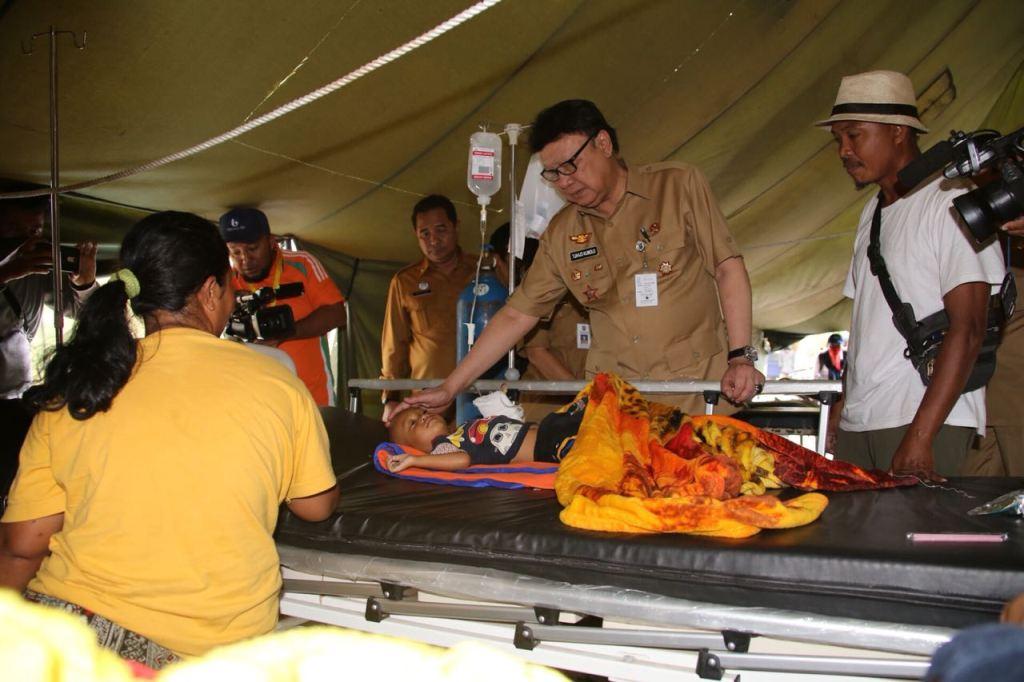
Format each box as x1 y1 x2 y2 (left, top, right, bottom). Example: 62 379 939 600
23 27 86 348
504 123 522 381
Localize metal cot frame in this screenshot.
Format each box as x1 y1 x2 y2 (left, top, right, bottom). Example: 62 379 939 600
278 547 939 681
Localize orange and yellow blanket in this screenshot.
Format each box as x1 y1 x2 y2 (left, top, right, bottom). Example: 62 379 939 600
556 374 913 537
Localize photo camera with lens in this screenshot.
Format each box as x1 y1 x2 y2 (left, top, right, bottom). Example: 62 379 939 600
227 281 304 342
897 125 1024 244
0 239 80 273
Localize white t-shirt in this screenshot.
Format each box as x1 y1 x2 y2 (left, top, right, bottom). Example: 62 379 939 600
841 176 1006 434
241 341 299 375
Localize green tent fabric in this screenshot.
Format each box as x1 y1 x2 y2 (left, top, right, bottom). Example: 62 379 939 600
983 57 1024 133
2 0 1023 407
297 240 403 416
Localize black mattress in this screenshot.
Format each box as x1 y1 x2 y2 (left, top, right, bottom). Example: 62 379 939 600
276 409 1024 629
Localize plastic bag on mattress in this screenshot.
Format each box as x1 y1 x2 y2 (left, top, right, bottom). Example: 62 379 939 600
968 489 1024 517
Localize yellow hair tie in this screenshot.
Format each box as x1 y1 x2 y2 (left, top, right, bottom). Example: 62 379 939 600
110 268 141 299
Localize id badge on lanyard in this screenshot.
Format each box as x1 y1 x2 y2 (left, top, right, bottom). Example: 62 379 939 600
635 272 658 307
576 322 592 349
633 229 658 307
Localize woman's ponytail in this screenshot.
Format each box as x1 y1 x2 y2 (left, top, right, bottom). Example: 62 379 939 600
25 279 137 419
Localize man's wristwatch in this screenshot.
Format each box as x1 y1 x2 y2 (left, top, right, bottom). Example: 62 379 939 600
727 345 758 364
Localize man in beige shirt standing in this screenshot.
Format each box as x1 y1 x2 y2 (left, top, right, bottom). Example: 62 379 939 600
381 195 477 422
490 221 590 419
406 100 763 416
520 294 591 421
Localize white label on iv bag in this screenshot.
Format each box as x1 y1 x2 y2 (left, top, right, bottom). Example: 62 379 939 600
470 147 496 180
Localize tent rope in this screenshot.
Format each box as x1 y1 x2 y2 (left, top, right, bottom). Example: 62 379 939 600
1 0 504 200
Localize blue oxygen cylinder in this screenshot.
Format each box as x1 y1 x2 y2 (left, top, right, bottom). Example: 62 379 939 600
455 255 509 423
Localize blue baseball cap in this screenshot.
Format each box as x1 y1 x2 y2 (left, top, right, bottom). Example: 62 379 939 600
219 208 270 243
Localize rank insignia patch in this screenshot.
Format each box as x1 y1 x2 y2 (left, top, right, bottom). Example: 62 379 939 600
571 270 582 281
658 260 672 275
569 232 592 244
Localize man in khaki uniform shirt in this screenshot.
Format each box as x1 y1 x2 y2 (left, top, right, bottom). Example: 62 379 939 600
489 224 590 418
406 100 763 417
381 194 477 422
520 296 590 421
963 254 1024 475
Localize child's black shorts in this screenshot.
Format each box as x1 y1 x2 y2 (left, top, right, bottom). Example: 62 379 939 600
534 396 587 463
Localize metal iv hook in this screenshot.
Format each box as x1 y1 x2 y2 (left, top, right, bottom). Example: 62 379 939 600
21 28 87 55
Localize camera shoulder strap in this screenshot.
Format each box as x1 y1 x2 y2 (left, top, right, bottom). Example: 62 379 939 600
866 192 921 340
1 284 25 327
867 189 1012 393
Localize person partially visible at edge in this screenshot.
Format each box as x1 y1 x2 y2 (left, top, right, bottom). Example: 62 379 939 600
819 70 1006 481
0 188 97 503
380 195 477 423
1003 216 1024 236
923 592 1024 680
219 207 346 406
0 212 339 667
487 221 539 297
817 333 846 381
963 179 1024 476
966 232 1023 476
403 99 764 419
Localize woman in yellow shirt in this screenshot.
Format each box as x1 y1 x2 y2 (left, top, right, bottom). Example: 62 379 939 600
0 211 339 668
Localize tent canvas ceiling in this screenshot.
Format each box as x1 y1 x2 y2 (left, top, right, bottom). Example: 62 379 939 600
1 0 1023 334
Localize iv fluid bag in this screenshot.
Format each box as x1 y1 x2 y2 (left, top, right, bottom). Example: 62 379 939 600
467 130 502 199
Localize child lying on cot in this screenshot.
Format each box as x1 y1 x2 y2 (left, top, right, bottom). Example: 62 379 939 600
385 399 586 472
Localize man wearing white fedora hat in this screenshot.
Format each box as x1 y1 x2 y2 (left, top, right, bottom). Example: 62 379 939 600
818 70 1006 481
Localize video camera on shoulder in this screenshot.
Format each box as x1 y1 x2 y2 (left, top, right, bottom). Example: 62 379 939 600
227 282 304 342
898 125 1024 243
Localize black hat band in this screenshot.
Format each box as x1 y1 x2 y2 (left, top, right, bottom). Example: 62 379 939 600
830 102 919 117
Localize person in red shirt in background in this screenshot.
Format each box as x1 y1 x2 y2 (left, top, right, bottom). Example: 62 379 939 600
817 333 846 381
219 208 346 406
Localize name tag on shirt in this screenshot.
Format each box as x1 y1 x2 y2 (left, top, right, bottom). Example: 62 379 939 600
576 323 591 350
635 272 658 307
570 246 598 261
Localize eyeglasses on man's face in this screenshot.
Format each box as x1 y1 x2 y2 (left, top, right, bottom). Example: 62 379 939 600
540 131 598 182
